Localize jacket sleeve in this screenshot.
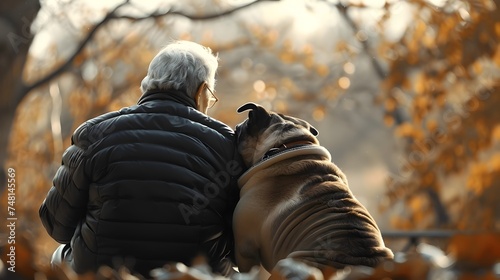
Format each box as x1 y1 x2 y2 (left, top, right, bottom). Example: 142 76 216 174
39 123 91 243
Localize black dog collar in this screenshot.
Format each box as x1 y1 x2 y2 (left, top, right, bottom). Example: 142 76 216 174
262 140 315 160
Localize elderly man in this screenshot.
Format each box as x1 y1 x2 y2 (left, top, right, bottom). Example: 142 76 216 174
39 41 243 276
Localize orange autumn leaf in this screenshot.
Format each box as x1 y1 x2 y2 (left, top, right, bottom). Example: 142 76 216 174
447 233 500 268
383 113 395 126
360 254 432 280
414 73 427 95
385 97 397 112
395 123 424 139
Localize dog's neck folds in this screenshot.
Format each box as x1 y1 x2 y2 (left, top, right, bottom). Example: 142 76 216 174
238 145 332 187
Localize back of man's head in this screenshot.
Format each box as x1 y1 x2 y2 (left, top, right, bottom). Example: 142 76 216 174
140 41 218 98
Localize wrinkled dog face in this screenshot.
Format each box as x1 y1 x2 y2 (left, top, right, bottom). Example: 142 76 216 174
236 103 319 168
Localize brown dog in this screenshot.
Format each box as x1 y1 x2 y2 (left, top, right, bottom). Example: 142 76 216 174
233 103 393 276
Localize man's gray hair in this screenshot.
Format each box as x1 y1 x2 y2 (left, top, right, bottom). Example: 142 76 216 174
140 41 218 98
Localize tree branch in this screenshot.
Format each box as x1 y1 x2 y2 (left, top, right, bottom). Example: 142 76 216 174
425 187 450 226
335 3 387 79
334 2 410 125
21 0 131 97
22 0 275 97
116 0 276 21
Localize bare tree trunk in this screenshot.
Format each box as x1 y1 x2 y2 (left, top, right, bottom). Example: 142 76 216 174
0 0 40 190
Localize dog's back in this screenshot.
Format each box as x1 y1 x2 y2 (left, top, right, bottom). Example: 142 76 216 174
264 157 394 271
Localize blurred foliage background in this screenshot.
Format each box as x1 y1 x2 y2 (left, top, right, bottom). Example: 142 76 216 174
0 0 499 278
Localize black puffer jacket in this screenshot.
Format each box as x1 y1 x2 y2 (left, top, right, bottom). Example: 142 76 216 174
39 90 244 276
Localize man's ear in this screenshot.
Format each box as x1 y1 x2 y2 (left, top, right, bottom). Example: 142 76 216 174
194 82 207 110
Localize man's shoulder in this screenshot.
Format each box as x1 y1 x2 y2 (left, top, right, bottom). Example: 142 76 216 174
74 102 235 141
139 100 236 138
189 109 235 138
71 108 129 145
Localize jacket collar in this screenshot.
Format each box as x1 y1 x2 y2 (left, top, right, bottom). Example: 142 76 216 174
137 89 197 109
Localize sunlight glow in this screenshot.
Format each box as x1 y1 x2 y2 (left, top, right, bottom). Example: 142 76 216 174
426 0 447 7
343 62 356 75
338 77 351 89
253 80 266 93
361 0 387 8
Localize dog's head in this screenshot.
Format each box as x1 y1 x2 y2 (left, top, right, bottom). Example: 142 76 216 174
236 102 319 168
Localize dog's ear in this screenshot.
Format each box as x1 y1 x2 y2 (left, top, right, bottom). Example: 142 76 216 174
237 102 259 113
280 114 319 137
309 125 319 136
237 103 272 121
237 103 271 135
